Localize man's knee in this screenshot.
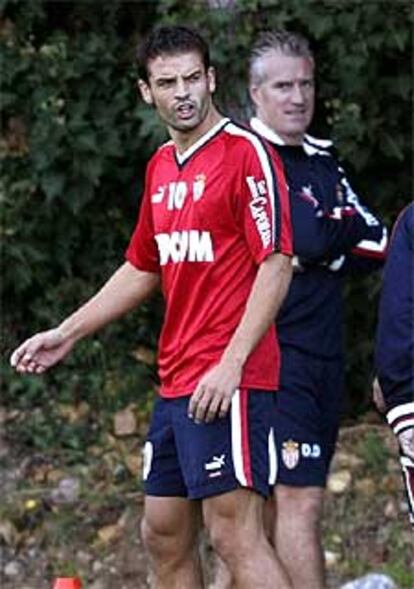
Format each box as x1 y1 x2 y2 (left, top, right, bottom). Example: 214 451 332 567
142 498 199 561
141 515 177 562
204 490 264 562
276 485 324 525
206 513 238 563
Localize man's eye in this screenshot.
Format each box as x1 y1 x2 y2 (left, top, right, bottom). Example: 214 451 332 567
275 83 291 90
158 80 174 88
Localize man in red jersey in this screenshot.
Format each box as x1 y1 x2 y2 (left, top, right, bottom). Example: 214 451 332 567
10 26 293 588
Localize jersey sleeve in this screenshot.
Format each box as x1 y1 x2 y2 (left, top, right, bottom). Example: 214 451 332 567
125 160 160 273
309 166 387 267
238 135 292 264
375 204 414 420
291 190 369 262
299 164 388 274
337 169 388 271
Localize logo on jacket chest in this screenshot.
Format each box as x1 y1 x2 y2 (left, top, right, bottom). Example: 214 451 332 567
298 184 319 208
151 175 206 211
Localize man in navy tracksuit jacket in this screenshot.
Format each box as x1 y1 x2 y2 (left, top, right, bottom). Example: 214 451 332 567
248 31 388 589
213 30 388 589
375 203 414 528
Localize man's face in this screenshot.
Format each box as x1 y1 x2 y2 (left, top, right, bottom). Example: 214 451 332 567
250 51 315 145
138 51 216 134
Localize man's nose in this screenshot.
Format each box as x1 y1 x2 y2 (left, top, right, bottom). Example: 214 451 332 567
291 83 305 104
175 78 190 98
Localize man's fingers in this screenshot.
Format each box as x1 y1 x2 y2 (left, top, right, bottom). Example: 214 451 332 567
401 442 414 461
218 395 232 419
190 389 234 423
190 385 222 423
399 429 414 460
15 354 36 373
22 360 38 374
189 386 210 422
11 337 41 368
194 391 211 423
10 346 27 368
188 386 203 419
11 329 67 375
205 395 222 423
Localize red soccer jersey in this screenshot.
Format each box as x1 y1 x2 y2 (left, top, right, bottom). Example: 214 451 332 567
126 118 292 397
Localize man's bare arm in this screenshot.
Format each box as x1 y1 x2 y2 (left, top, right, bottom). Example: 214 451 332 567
189 252 292 422
10 262 159 374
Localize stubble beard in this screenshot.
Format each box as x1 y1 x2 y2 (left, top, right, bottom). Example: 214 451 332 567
167 96 211 134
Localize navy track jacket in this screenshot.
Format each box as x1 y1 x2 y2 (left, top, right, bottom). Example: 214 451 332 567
250 117 388 360
375 203 414 434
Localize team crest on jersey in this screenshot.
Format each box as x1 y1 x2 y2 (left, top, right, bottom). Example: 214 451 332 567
193 174 206 202
282 439 300 470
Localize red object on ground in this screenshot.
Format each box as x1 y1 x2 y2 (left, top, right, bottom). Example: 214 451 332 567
52 579 82 589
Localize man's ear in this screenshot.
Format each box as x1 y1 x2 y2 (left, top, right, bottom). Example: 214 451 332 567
207 66 216 94
249 85 260 108
138 79 153 105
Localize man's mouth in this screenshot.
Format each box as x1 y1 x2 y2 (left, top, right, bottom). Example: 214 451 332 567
176 102 195 118
285 110 307 117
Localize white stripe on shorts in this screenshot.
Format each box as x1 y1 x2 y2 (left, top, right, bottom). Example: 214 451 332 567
268 427 277 485
231 389 248 487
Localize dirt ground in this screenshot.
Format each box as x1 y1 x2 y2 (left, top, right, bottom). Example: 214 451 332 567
0 416 413 589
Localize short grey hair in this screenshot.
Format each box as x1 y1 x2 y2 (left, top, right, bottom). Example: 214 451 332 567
249 30 314 86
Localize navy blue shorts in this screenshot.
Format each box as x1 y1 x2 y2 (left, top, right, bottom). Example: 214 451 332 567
142 389 277 499
274 347 344 487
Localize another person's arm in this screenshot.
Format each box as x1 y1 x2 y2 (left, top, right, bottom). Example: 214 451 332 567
293 155 387 268
374 204 414 527
372 377 414 460
375 204 413 418
10 262 160 374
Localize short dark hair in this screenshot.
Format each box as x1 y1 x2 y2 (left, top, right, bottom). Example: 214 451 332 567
249 30 314 86
137 25 210 83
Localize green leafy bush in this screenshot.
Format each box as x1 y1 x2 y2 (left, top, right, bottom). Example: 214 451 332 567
1 0 412 451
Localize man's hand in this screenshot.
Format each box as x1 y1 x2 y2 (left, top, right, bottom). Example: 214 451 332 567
9 263 160 376
188 253 291 425
372 378 414 460
398 428 414 461
10 328 74 374
372 377 387 414
188 360 242 423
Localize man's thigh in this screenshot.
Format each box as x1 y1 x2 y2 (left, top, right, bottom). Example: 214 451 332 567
143 390 277 499
143 396 187 497
275 349 344 487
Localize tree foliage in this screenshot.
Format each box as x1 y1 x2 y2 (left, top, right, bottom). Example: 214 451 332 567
1 0 412 448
